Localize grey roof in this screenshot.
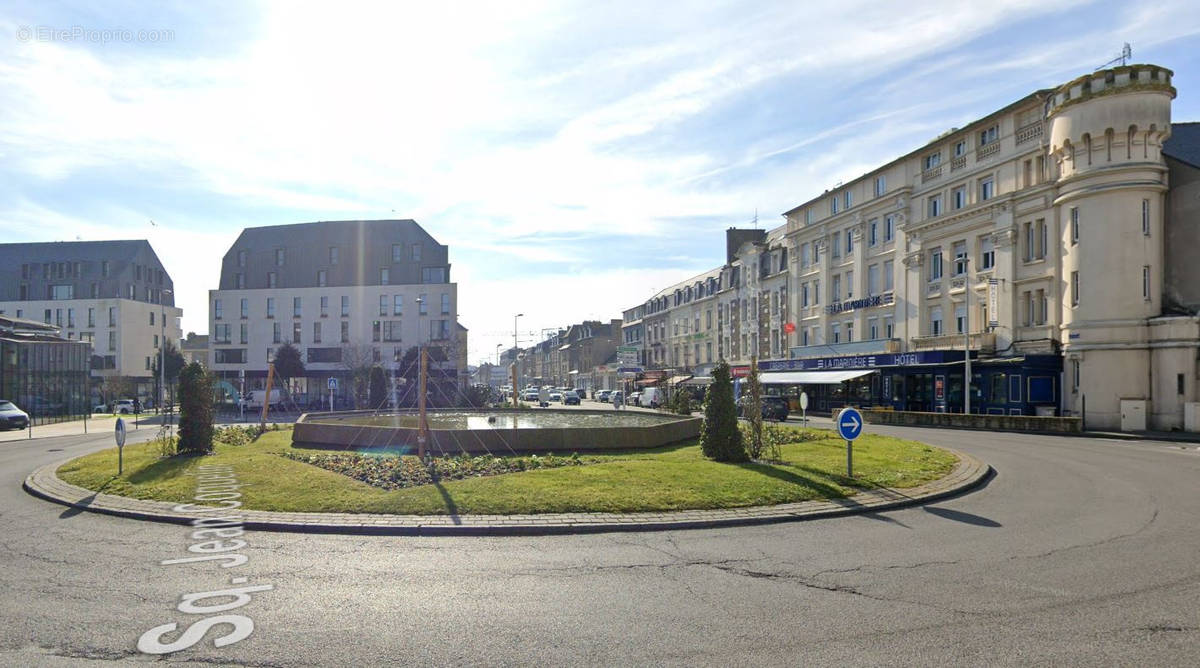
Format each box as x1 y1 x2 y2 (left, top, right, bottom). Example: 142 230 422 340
1164 122 1200 169
0 239 175 304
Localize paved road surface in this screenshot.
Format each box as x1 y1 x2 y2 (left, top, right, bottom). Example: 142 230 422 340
2 420 1198 665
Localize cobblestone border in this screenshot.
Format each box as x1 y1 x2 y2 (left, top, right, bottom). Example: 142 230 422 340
24 450 991 536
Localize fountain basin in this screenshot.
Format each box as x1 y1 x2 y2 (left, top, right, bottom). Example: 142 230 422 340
293 408 702 454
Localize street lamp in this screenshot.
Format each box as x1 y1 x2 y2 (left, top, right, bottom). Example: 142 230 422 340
512 313 524 406
160 288 172 421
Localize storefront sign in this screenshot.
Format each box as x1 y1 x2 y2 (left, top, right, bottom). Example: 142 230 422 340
760 349 977 372
731 365 751 378
988 279 999 328
825 292 894 315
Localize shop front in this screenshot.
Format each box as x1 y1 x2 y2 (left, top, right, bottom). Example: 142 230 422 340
758 351 1062 416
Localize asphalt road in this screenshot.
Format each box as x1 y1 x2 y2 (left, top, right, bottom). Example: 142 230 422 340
2 419 1199 665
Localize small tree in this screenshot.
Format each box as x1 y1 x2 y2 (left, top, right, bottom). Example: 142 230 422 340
339 343 376 408
150 340 186 408
700 361 746 462
669 386 693 415
368 366 388 409
745 360 765 459
178 362 214 454
273 343 306 407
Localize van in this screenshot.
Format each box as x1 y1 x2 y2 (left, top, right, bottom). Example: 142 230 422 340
639 387 664 408
241 389 283 410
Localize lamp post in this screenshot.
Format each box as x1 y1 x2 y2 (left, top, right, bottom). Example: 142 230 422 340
160 288 172 422
415 297 428 461
963 258 972 415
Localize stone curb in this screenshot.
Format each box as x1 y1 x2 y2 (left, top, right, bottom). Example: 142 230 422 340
24 449 991 536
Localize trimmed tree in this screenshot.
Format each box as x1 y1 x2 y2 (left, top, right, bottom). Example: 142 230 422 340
368 366 388 409
178 361 214 454
744 359 765 459
700 360 746 462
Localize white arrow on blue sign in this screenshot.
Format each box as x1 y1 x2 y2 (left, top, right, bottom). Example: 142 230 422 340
836 407 864 441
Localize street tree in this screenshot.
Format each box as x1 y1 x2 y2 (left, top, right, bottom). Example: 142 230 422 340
272 343 306 407
744 360 765 459
178 362 214 454
700 360 746 462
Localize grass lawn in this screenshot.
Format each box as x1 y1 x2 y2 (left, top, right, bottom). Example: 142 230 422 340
57 427 958 515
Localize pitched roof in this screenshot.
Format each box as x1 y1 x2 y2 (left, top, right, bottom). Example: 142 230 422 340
1164 122 1200 169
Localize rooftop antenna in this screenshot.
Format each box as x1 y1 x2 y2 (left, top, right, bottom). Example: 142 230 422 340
752 208 759 229
1097 43 1132 70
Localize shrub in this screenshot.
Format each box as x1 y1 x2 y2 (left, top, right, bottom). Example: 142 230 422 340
178 362 214 454
368 366 388 409
700 361 746 462
744 361 765 459
668 387 693 415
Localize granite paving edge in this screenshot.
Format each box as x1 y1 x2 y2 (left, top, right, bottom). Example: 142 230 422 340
23 449 992 536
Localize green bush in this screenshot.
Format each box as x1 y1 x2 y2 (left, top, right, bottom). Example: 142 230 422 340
700 361 746 462
178 362 214 454
214 424 263 446
368 366 388 409
668 387 693 415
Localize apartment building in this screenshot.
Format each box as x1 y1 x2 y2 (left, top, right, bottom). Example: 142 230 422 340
0 240 182 402
515 320 622 392
207 219 465 404
622 63 1197 431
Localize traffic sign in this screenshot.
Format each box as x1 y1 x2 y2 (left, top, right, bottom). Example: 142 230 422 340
327 377 338 390
799 392 809 411
836 407 863 441
115 418 127 447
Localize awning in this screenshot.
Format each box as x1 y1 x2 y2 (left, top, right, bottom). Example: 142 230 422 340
681 376 712 386
666 375 693 385
760 369 877 385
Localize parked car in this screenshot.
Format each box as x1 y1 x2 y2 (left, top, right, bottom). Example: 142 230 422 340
521 389 540 402
0 400 30 430
562 390 580 405
629 391 642 406
113 399 137 414
597 389 612 403
548 391 563 402
610 391 624 406
737 396 790 422
240 389 283 410
639 387 664 408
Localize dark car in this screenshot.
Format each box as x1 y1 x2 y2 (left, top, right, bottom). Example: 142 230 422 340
0 400 30 430
737 396 790 422
562 390 581 405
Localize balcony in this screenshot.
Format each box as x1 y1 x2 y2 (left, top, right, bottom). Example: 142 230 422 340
950 155 966 171
1016 122 1043 145
976 141 1001 162
910 331 995 353
921 165 943 183
927 281 942 296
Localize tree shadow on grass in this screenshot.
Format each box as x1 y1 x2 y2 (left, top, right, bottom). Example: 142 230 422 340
733 461 848 499
126 451 208 485
432 480 461 524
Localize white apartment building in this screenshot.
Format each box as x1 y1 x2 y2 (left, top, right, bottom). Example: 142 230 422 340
0 240 182 402
208 220 464 405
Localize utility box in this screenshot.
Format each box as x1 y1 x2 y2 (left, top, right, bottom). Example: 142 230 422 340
1120 399 1148 432
1185 402 1200 433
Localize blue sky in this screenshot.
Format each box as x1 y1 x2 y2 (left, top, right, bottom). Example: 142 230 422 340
2 0 1199 365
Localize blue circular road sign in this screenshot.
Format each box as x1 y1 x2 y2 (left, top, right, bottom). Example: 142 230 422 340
836 407 864 441
115 418 127 447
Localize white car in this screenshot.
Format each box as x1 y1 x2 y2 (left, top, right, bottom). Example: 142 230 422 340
113 399 137 414
0 400 30 430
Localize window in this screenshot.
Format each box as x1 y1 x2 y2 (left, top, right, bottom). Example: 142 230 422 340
321 296 329 317
831 323 841 343
237 298 247 319
980 177 994 201
340 321 350 343
430 319 449 340
955 304 967 334
930 307 943 336
801 242 810 267
953 241 967 276
844 191 852 210
832 275 841 302
329 246 339 264
845 228 854 254
1142 199 1151 236
419 294 428 314
441 294 451 315
805 209 812 225
930 248 943 280
801 329 809 346
981 237 995 270
868 318 879 340
979 125 998 145
845 270 854 299
239 324 247 344
91 282 99 298
108 331 117 351
268 272 277 288
885 215 894 242
1037 289 1047 324
237 250 246 267
1072 360 1081 393
382 321 402 342
392 244 403 262
379 295 388 316
422 267 447 284
868 264 879 296
1071 207 1080 244
1143 266 1151 300
411 244 422 261
924 152 941 170
1023 291 1033 326
928 195 942 217
109 306 117 326
341 296 350 317
292 322 301 343
874 175 886 196
1037 219 1047 259
214 299 223 320
1071 271 1080 306
868 219 878 246
845 322 854 343
1023 159 1033 187
380 268 389 285
275 248 285 266
813 279 820 305
87 308 95 327
68 308 76 328
318 270 327 287
801 282 809 307
883 260 894 291
214 349 247 364
313 321 322 343
273 322 281 344
50 284 74 300
831 196 839 215
832 233 841 258
393 295 403 315
236 273 245 289
952 186 966 210
212 323 231 344
954 140 967 157
884 316 894 339
293 297 302 317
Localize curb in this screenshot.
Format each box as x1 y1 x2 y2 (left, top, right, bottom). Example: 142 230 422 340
24 450 992 536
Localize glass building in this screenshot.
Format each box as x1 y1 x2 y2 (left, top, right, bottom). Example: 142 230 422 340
0 316 91 426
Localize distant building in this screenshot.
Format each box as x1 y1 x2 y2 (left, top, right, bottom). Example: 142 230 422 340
0 240 182 403
208 219 465 406
180 332 209 367
0 314 92 424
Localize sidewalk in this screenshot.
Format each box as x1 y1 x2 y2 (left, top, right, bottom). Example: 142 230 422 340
24 449 990 536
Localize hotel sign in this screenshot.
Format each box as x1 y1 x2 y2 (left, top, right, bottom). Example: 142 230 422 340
825 292 894 315
760 350 977 372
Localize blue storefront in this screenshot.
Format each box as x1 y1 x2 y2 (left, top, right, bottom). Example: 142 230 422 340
759 351 1063 416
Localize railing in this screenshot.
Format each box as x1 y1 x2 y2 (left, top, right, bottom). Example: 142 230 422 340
950 155 966 171
950 277 966 290
921 165 943 183
909 331 996 353
976 141 1001 161
927 281 942 296
1016 122 1043 145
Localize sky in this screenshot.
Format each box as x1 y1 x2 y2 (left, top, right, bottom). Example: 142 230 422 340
2 0 1199 366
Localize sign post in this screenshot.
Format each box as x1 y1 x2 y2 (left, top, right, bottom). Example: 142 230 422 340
115 417 127 475
327 377 337 412
836 407 864 477
799 391 809 430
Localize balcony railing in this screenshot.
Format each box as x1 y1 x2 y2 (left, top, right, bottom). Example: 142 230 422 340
921 165 943 183
1016 122 1043 145
927 281 942 296
950 155 966 171
910 331 996 353
976 141 1001 161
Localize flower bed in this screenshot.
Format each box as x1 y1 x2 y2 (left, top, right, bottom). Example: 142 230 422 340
281 451 597 490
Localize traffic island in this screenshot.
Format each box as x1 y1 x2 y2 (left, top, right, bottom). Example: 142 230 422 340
25 427 990 535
